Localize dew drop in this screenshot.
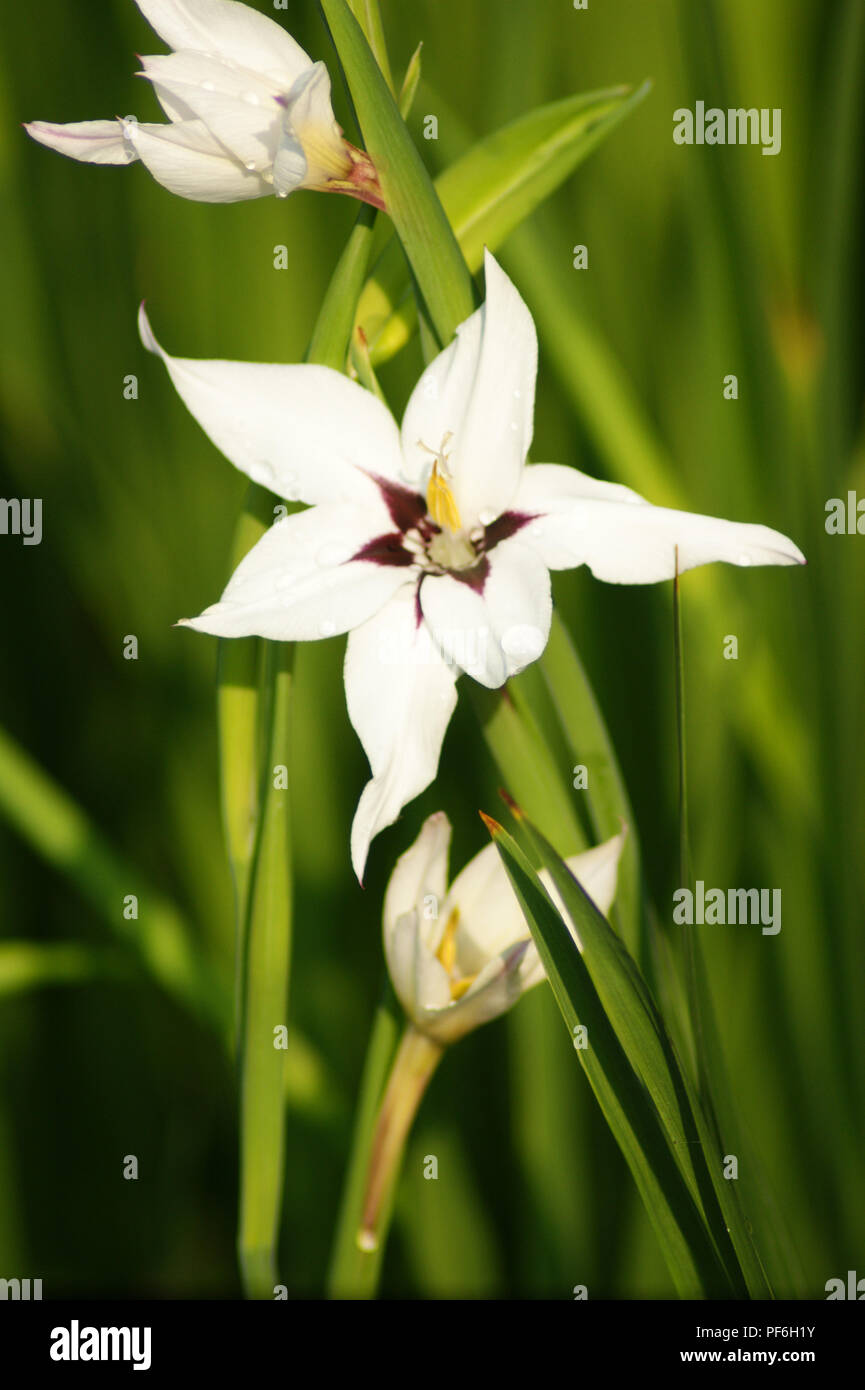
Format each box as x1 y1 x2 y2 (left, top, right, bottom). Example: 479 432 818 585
509 421 519 432
479 509 496 526
243 91 261 106
244 161 257 172
320 619 337 637
737 554 752 567
276 189 290 199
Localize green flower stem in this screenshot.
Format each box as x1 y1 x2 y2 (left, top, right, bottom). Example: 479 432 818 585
347 0 395 95
327 979 402 1298
236 641 295 1300
357 1025 444 1251
319 0 476 347
305 203 379 369
331 1015 443 1297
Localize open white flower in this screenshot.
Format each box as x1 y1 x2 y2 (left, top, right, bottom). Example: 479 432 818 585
25 0 382 207
383 812 626 1044
138 249 804 880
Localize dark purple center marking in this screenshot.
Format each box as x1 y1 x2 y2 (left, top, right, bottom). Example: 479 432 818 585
351 532 415 567
481 511 535 552
367 474 428 534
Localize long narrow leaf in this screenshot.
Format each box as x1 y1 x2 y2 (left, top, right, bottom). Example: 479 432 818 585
357 83 650 363
515 806 772 1299
485 815 732 1298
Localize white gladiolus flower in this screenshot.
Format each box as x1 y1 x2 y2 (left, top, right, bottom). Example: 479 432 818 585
25 0 382 207
137 249 804 880
382 812 626 1044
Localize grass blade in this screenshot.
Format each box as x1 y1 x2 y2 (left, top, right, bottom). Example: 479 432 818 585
539 612 642 954
0 941 128 995
357 83 650 364
236 642 294 1299
513 803 772 1299
0 723 228 1034
485 814 732 1297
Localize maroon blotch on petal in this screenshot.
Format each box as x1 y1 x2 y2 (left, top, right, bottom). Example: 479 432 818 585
451 556 490 594
368 474 427 533
483 511 535 552
351 532 416 568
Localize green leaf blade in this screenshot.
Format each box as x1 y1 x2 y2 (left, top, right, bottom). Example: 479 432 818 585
486 817 732 1298
357 82 651 363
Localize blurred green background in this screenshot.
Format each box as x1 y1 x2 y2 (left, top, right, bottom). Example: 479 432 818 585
1 0 862 1298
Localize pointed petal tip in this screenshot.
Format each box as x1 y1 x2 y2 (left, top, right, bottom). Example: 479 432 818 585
503 939 531 972
137 301 159 354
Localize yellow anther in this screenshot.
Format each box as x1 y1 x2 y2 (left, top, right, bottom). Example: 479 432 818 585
436 906 460 975
435 906 477 1000
419 433 461 534
449 975 476 1002
427 464 462 533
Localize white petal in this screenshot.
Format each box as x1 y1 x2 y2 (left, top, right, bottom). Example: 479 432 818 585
400 250 537 529
279 63 348 190
138 305 406 505
135 0 311 85
139 52 282 169
383 813 452 951
563 828 627 921
427 942 531 1044
520 829 629 987
346 587 458 882
516 461 646 510
25 119 138 165
124 118 266 201
271 128 306 196
419 538 551 688
515 465 806 580
178 503 409 640
387 910 452 1023
445 841 531 970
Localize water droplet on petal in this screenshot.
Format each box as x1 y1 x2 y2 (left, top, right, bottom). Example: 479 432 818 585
244 161 257 171
319 619 337 637
243 91 261 106
479 509 496 526
738 554 752 567
513 388 522 398
276 189 290 199
509 421 519 432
